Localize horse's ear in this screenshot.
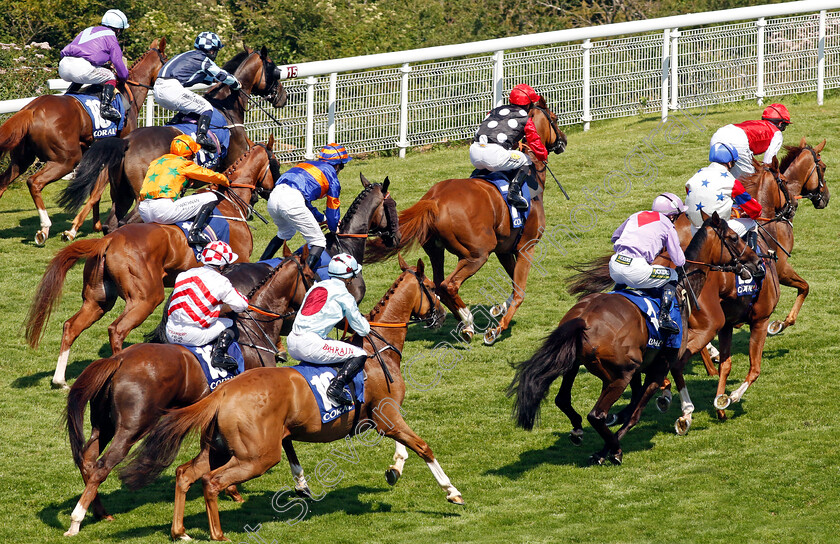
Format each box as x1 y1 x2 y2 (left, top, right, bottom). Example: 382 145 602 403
398 253 408 271
416 258 425 276
815 139 826 153
382 176 390 194
771 155 780 171
710 211 721 225
283 243 292 258
360 173 371 188
159 37 166 54
266 134 275 150
800 136 807 148
260 46 269 59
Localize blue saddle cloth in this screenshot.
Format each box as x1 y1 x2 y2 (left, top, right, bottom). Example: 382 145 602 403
68 93 126 138
176 212 231 259
185 341 245 391
289 363 365 424
736 261 765 298
470 169 531 228
166 108 231 169
610 288 682 350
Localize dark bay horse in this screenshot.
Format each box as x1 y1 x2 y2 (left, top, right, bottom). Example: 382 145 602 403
62 252 314 536
119 255 454 541
0 39 167 245
366 98 566 345
510 214 760 465
59 45 287 240
25 140 280 389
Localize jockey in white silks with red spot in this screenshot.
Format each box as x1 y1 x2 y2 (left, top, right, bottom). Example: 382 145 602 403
287 253 370 407
165 241 249 371
608 194 687 336
709 103 792 180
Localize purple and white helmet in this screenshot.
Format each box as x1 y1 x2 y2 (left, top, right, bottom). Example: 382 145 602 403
652 192 687 216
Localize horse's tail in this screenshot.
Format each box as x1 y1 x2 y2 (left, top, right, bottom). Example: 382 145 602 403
65 355 122 468
508 317 587 431
119 390 222 490
567 255 614 298
365 199 438 263
25 237 112 348
57 137 128 213
144 292 172 344
0 108 33 159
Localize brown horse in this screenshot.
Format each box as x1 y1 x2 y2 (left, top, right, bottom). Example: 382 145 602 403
59 45 287 240
25 139 280 389
0 38 167 245
509 214 760 465
62 251 314 536
366 98 566 345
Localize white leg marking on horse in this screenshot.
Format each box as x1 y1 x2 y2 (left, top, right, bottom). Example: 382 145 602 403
678 387 695 415
457 307 474 329
729 382 750 403
290 462 308 490
706 342 720 360
391 442 409 476
426 459 460 500
54 349 70 386
64 502 86 536
38 208 52 229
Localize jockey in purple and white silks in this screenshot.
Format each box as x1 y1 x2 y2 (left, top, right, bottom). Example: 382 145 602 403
153 32 241 150
58 9 129 123
609 193 687 335
287 253 370 407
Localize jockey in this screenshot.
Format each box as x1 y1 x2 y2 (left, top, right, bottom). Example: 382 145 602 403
153 32 241 150
138 134 231 246
709 103 792 180
609 193 687 335
469 83 548 211
260 143 351 270
165 241 249 371
58 9 129 123
287 253 370 407
685 142 763 250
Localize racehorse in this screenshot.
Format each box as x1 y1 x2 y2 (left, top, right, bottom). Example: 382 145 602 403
58 45 287 240
366 97 566 345
0 39 168 245
509 213 760 465
25 139 280 389
62 251 314 536
119 255 456 542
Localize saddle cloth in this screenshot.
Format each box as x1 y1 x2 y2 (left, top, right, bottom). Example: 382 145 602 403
470 169 531 228
289 363 365 424
184 341 245 391
610 287 682 350
176 212 231 259
68 93 127 138
166 108 231 169
736 261 765 298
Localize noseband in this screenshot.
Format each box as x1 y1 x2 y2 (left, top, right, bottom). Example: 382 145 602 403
801 145 827 204
534 106 565 154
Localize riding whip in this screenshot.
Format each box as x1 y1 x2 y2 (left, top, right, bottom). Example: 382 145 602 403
247 94 286 129
679 265 701 313
223 188 270 224
755 223 790 257
545 163 570 200
366 331 395 384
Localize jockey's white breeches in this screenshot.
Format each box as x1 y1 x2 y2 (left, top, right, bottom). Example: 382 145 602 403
138 192 218 224
166 317 233 346
266 184 327 248
58 57 115 85
609 254 677 289
469 142 532 172
287 331 367 364
154 78 213 115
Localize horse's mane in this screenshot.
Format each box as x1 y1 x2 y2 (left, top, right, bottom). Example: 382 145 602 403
339 184 378 232
778 144 807 173
222 50 251 73
740 167 764 195
127 45 167 71
365 270 408 321
683 218 710 261
223 144 261 176
244 257 293 299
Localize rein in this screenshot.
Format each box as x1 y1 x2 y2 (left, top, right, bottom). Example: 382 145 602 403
800 145 826 203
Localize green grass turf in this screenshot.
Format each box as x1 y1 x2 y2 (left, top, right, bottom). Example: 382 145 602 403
1 92 839 543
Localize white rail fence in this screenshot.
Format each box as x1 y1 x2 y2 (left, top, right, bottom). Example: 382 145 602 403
2 0 839 163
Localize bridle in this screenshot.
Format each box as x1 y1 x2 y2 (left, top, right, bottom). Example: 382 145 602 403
683 219 753 276
799 145 827 205
224 142 278 215
533 105 565 155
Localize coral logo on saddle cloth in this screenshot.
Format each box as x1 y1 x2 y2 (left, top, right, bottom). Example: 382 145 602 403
185 342 245 390
611 288 682 350
290 364 365 423
69 94 126 138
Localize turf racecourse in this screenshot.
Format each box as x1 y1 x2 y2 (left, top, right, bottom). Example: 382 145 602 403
1 93 839 544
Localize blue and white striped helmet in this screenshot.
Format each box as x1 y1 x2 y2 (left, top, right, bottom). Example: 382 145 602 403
194 32 223 52
709 142 739 164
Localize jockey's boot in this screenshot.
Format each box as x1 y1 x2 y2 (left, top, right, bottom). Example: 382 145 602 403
506 167 530 211
745 229 759 252
211 328 239 372
260 235 286 261
187 200 217 246
195 113 216 151
658 281 680 336
99 84 122 123
326 354 368 407
305 245 325 272
64 82 83 95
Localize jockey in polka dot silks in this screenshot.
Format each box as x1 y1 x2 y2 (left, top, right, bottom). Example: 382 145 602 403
287 253 370 407
58 9 129 123
685 142 763 251
166 241 249 371
469 84 548 211
709 103 792 180
609 193 687 336
153 32 241 150
261 144 352 270
138 134 231 246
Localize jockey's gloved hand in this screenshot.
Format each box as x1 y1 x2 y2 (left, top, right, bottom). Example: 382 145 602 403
230 79 241 91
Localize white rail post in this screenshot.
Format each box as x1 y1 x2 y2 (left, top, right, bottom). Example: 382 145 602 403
145 94 155 127
582 39 592 131
327 72 337 144
305 76 317 159
661 29 671 123
756 17 766 106
670 28 681 110
398 63 412 158
493 50 505 107
818 10 827 105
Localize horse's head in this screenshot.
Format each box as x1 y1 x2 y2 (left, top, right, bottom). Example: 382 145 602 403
782 137 830 209
342 174 400 247
689 212 763 280
224 135 278 209
397 254 446 329
530 97 567 156
234 46 288 109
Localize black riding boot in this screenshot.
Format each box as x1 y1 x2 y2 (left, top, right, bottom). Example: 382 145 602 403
326 355 367 407
211 328 238 372
187 198 219 246
64 82 83 95
658 281 680 336
260 235 286 261
99 84 122 123
195 113 215 151
306 245 325 272
745 229 758 252
506 167 530 211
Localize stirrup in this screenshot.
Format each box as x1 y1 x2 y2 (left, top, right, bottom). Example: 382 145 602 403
506 193 528 211
196 134 215 151
187 231 211 246
326 387 353 407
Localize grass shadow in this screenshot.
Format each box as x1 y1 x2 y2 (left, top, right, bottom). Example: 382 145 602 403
10 358 94 388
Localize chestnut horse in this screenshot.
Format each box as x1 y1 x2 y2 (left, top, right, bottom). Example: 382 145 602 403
62 251 314 536
119 255 455 541
59 45 287 240
510 214 760 465
25 140 280 389
366 98 566 345
0 38 167 245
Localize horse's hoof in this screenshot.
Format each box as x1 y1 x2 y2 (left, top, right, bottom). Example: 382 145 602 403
713 394 731 410
569 429 583 446
490 303 507 318
608 452 623 466
716 410 728 421
483 328 501 345
63 524 80 537
767 320 785 336
605 414 619 427
675 416 692 436
51 380 69 391
225 489 244 503
275 351 288 364
385 468 400 486
172 533 192 541
61 231 76 242
657 391 672 413
447 494 465 506
294 486 314 499
34 230 48 246
459 328 474 343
